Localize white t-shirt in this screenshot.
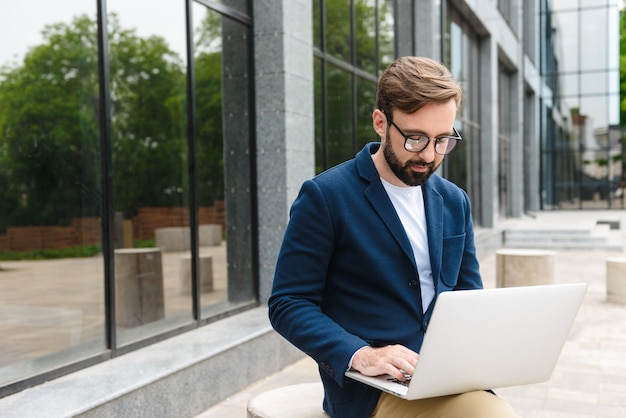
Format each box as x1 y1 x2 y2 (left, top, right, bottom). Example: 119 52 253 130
380 178 435 312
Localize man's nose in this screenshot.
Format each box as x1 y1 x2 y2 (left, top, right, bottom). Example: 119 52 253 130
418 141 436 162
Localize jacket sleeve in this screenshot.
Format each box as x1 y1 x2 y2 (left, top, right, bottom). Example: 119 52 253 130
268 179 367 387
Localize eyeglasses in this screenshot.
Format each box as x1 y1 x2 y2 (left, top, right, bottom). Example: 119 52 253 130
385 115 462 155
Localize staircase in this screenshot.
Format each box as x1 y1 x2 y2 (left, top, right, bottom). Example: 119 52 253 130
502 215 623 251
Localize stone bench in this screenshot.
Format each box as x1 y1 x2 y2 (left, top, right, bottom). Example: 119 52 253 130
247 382 326 418
114 248 165 327
496 248 555 287
606 257 626 304
155 225 222 252
179 254 214 294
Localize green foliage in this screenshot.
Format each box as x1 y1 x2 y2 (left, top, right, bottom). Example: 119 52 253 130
194 50 225 205
0 13 227 229
0 244 101 261
133 239 156 248
0 15 101 228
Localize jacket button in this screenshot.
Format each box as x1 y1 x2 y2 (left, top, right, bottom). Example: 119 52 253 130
408 280 418 288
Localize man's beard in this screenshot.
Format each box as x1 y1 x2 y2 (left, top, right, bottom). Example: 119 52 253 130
382 131 440 186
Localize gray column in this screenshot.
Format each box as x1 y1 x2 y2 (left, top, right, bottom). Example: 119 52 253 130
254 0 314 302
410 0 441 60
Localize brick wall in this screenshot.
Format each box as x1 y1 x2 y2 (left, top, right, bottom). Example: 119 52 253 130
0 202 225 252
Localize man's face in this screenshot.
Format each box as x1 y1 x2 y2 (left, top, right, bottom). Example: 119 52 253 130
380 99 457 187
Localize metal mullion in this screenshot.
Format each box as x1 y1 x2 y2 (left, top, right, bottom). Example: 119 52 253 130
246 0 260 302
350 0 357 153
186 0 201 321
97 0 116 352
315 51 378 83
321 0 329 170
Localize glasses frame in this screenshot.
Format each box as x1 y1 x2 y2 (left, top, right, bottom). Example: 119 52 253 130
385 114 463 155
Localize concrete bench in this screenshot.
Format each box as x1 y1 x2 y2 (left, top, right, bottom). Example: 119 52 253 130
179 254 214 293
114 248 165 327
199 224 222 246
155 225 222 252
247 382 326 418
606 257 626 304
496 248 555 287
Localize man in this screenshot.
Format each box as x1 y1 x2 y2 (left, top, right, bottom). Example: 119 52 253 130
268 56 518 418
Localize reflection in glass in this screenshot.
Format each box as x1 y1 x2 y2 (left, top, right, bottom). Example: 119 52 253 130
107 0 192 345
545 1 620 209
314 58 325 173
313 0 322 49
193 3 256 317
0 3 104 387
325 0 351 62
356 77 376 148
356 0 377 73
378 0 395 73
192 4 228 318
327 65 353 167
315 0 395 172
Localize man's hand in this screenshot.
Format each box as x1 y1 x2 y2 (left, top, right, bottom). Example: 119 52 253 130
351 345 419 382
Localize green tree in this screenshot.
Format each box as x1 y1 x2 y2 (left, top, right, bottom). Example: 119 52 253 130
0 15 101 228
0 14 188 228
107 15 187 214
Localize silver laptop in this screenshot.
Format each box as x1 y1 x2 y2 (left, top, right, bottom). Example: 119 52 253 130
345 282 587 400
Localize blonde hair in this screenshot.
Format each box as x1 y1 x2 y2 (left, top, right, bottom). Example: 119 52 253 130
376 56 463 116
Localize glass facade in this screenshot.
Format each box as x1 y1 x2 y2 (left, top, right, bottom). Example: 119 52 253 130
0 0 255 396
541 0 622 209
0 0 106 389
313 0 394 173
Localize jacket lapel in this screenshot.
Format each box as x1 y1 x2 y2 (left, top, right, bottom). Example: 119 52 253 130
423 180 443 292
357 144 416 265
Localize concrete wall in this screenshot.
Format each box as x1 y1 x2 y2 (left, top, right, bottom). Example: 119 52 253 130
254 0 315 303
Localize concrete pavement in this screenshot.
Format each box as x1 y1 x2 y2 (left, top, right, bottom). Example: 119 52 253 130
196 211 626 418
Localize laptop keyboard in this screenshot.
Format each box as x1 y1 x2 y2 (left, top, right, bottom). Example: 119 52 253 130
386 373 412 387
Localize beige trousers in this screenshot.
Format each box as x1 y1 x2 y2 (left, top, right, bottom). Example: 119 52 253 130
371 390 521 418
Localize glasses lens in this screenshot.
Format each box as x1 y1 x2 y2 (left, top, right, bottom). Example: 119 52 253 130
405 137 429 152
435 138 457 154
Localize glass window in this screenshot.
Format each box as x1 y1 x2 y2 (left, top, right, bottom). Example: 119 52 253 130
313 0 323 49
326 65 353 167
325 0 352 62
193 3 256 316
210 0 250 15
106 0 191 345
0 1 104 388
498 64 514 217
356 0 377 73
314 57 325 173
356 76 377 148
0 0 255 398
314 0 395 173
378 0 395 73
543 1 620 210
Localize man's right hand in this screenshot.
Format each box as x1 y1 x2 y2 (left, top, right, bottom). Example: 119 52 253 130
351 345 419 382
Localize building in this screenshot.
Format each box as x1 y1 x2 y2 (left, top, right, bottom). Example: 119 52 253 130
0 0 620 415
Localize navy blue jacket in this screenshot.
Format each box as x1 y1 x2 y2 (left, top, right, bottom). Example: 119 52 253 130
268 143 483 418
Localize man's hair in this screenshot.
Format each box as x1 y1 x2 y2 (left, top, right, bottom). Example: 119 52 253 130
376 56 463 117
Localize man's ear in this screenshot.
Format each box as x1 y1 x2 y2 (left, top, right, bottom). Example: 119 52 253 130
372 109 386 138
